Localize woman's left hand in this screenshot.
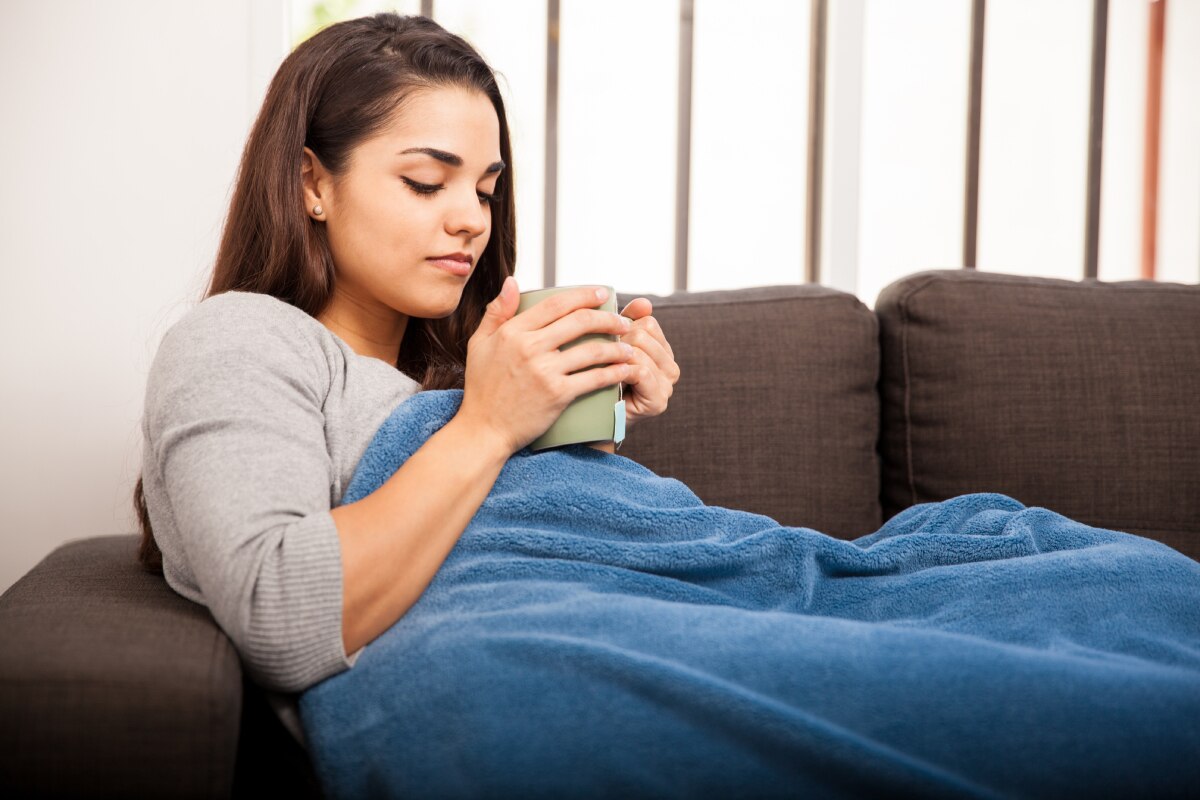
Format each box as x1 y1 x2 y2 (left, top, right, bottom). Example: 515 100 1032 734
617 298 680 429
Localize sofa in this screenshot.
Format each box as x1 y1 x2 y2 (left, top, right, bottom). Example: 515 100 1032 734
2 268 1197 798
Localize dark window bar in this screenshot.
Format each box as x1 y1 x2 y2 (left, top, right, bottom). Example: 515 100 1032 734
1084 0 1109 280
804 0 827 285
420 0 433 20
544 0 560 288
963 0 985 270
675 0 695 292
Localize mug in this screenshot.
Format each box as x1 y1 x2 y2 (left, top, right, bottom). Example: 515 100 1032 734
515 285 627 452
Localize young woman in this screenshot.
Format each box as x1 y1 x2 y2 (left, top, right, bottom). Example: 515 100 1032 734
133 12 679 696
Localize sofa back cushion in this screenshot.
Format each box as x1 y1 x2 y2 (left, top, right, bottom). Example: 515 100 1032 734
616 284 881 539
876 269 1200 559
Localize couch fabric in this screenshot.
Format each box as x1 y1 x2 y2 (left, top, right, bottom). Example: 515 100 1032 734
2 269 1196 798
615 283 882 540
0 536 242 798
876 270 1200 560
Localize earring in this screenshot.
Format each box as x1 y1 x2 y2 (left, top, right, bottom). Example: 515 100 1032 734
312 205 323 216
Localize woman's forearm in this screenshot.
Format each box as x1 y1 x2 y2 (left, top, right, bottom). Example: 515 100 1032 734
331 414 511 655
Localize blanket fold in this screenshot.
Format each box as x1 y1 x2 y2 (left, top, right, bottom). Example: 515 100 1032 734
300 389 1200 799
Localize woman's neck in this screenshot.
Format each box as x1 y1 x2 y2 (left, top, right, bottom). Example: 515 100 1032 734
316 290 408 366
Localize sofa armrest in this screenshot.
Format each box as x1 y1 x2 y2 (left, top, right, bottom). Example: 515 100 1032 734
0 534 243 798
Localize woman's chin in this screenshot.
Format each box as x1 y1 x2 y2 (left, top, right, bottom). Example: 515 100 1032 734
409 295 465 321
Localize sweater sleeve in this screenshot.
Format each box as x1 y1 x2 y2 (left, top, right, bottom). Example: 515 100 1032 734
143 294 355 693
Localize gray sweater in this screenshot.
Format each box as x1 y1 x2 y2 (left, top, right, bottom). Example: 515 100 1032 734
140 291 421 695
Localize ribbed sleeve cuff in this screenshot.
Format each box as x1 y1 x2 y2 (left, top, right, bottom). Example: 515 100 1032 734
242 510 357 692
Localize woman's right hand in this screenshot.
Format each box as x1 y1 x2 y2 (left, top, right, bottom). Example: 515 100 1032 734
458 276 635 454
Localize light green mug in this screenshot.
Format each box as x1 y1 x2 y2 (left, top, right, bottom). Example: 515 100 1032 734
515 285 627 452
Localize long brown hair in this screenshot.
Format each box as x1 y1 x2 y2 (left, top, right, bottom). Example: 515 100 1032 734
135 13 516 572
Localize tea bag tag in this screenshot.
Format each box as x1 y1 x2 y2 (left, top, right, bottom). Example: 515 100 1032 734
613 370 626 450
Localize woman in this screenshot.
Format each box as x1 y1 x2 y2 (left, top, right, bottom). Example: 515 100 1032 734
134 13 678 695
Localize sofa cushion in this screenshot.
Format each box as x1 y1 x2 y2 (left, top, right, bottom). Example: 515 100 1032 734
0 534 243 797
876 269 1200 560
616 284 881 539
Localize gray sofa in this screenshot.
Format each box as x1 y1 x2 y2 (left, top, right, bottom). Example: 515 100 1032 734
3 268 1198 798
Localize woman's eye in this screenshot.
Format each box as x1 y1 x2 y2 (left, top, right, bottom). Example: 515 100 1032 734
402 177 498 206
402 177 441 196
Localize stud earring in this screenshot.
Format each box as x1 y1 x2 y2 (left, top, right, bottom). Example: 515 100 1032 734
312 205 323 216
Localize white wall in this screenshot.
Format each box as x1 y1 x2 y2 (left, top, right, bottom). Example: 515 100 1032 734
556 0 680 296
0 1 288 593
688 0 812 292
854 0 972 308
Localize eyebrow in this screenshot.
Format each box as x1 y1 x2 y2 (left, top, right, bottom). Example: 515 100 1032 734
398 147 505 174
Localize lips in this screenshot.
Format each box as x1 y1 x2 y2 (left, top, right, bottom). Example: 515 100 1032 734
429 252 473 265
428 254 472 277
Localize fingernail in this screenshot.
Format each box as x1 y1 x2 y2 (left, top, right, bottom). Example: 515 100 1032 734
620 343 634 356
595 287 609 300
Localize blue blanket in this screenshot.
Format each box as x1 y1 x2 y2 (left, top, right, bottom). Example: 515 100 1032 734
299 389 1200 799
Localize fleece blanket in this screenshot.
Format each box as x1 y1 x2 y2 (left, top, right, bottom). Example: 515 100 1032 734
299 389 1200 799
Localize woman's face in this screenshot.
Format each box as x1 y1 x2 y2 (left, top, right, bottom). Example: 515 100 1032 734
302 85 503 334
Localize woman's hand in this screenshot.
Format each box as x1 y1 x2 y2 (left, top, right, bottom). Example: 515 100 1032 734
616 297 680 429
458 277 635 455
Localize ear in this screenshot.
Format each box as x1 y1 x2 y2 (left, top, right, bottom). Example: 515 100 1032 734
301 146 332 221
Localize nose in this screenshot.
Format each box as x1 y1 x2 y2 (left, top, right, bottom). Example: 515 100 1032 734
444 185 488 239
